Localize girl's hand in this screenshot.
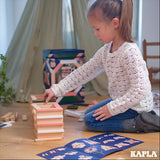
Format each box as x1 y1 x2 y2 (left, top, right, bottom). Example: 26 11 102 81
44 88 55 103
93 105 112 121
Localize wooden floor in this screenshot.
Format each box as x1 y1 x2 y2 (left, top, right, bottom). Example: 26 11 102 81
0 92 159 160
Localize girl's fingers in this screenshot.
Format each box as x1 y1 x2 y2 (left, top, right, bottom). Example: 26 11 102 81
93 109 102 117
45 95 50 103
100 116 108 121
95 113 105 120
93 105 111 121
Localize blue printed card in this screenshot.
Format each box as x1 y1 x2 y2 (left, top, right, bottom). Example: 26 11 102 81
37 133 143 160
0 123 7 128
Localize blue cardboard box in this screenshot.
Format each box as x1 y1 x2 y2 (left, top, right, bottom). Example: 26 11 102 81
43 49 85 104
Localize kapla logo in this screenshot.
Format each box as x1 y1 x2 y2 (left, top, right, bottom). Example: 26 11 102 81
131 151 157 158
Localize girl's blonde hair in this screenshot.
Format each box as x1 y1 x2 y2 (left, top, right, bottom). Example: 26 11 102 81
87 0 133 42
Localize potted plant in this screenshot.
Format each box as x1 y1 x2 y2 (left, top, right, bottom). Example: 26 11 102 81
0 54 15 103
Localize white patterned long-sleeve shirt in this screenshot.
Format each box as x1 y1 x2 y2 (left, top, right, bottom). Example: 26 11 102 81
51 42 153 116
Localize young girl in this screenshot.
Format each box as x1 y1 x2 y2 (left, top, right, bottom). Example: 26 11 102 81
44 0 159 132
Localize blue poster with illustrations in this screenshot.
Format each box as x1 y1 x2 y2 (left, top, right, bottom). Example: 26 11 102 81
37 133 143 160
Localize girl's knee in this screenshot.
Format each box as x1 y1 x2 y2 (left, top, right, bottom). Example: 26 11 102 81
84 116 91 130
84 118 94 131
84 113 92 124
84 113 95 130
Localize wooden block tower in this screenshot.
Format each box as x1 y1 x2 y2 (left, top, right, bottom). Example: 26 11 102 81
30 96 64 141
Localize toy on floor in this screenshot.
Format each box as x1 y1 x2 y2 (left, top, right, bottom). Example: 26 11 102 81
0 121 15 128
0 112 18 122
64 109 85 122
22 114 27 121
0 112 26 128
30 102 64 141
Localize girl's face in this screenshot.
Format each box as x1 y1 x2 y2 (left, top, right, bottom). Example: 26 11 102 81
88 16 116 44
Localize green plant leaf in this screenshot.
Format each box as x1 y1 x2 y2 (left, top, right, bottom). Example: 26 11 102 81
0 54 15 103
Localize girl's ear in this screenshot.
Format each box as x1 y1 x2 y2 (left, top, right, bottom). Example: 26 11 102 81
112 18 120 29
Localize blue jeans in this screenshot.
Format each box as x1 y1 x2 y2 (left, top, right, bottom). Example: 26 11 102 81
84 98 138 132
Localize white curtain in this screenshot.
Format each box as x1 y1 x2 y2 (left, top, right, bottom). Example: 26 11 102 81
132 0 139 41
0 0 27 58
62 0 76 48
6 0 63 102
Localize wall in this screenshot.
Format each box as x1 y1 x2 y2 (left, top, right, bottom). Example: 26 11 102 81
141 0 159 79
142 0 159 42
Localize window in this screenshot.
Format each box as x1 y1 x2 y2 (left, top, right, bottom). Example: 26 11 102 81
0 0 27 57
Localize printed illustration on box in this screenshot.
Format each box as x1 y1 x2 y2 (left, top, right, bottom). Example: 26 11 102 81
43 49 85 104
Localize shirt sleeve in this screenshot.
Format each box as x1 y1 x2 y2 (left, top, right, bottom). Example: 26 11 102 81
107 47 152 116
51 46 105 97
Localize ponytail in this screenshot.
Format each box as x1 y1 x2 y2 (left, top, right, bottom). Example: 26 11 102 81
119 0 133 42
